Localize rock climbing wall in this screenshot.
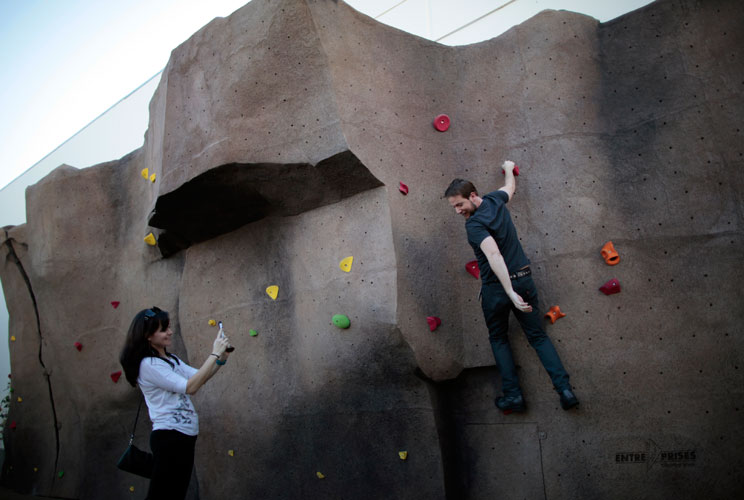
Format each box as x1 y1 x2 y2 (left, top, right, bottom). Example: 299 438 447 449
1 0 742 498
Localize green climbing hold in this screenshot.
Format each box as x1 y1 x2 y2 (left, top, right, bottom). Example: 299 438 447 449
249 329 258 337
58 470 64 478
332 314 350 329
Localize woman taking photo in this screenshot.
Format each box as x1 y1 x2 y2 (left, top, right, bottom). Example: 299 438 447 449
120 307 231 499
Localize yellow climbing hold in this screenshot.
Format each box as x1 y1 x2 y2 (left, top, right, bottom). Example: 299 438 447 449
208 319 216 326
228 449 234 457
150 173 156 183
33 467 38 472
10 336 15 342
129 486 135 492
399 451 408 460
316 472 325 479
266 285 279 300
16 397 22 403
339 256 354 273
141 168 149 179
144 233 157 246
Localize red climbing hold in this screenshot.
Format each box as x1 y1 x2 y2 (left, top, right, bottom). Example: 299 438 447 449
433 114 450 132
74 342 82 352
599 278 621 295
111 301 120 309
426 316 442 332
399 182 409 195
465 260 480 279
501 165 520 176
10 421 16 430
110 371 122 383
544 305 566 324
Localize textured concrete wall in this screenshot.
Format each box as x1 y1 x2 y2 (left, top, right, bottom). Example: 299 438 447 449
1 0 742 498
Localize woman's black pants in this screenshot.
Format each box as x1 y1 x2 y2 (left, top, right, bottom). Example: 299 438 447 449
147 429 197 500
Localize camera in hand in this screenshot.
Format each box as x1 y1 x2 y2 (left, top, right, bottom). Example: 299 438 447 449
218 321 235 352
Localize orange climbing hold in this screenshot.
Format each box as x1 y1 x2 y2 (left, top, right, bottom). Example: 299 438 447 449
426 316 442 332
544 306 566 324
110 371 122 383
601 241 620 265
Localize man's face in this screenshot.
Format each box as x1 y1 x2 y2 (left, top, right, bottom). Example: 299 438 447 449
448 194 476 219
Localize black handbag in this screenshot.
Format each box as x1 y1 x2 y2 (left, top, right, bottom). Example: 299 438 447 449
117 398 154 478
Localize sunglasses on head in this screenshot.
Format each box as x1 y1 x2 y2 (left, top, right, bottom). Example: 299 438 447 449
144 307 163 320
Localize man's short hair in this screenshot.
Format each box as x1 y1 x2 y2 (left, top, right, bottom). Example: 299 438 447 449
444 179 478 199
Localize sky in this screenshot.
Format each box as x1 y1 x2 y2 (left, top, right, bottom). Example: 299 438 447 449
0 0 248 190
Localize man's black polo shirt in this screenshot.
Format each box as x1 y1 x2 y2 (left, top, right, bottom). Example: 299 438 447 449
466 190 530 285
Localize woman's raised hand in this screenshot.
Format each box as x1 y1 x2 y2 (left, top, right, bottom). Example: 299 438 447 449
212 333 230 356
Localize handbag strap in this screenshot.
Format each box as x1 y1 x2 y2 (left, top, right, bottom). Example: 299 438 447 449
128 397 143 446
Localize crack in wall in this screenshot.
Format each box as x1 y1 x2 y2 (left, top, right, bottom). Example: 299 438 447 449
2 230 61 476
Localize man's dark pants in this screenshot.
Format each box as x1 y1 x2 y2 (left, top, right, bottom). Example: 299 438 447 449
480 274 570 397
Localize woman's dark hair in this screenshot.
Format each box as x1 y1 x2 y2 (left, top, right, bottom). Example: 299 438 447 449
119 307 180 387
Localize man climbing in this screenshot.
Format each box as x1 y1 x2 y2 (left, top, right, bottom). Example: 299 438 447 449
444 161 578 412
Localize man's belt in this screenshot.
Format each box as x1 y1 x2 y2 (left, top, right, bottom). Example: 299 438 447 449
509 267 531 280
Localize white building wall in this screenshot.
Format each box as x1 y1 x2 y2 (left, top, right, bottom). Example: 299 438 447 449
0 0 653 408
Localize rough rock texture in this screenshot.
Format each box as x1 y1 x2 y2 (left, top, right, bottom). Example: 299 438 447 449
1 0 743 498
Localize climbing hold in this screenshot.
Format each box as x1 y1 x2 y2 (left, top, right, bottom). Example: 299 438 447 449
399 181 409 195
266 285 279 300
129 486 135 492
110 371 122 383
399 451 408 460
58 471 64 478
316 472 325 479
599 278 621 295
332 314 351 329
9 421 16 430
149 173 156 183
10 336 15 342
433 114 450 132
16 397 22 403
34 467 38 473
208 319 216 326
426 316 442 332
74 342 82 351
228 450 235 457
544 306 566 324
501 165 520 176
111 301 120 309
144 233 157 246
339 256 354 273
465 260 480 279
249 329 259 337
141 168 149 180
601 241 620 266
9 387 13 392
